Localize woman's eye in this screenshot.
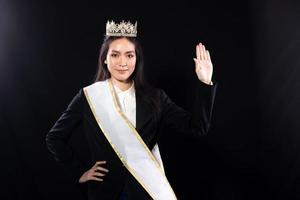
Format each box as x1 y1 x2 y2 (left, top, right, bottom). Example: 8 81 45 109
111 54 118 57
127 54 134 58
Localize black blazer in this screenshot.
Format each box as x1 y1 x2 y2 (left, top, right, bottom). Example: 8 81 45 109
46 81 217 200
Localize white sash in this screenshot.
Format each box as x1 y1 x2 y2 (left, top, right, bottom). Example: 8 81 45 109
83 80 177 200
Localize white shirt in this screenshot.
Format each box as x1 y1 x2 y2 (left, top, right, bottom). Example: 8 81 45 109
113 82 136 127
112 81 165 171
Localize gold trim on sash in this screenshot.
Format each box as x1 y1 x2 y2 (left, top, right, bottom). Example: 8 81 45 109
83 87 158 199
108 79 162 169
83 80 177 200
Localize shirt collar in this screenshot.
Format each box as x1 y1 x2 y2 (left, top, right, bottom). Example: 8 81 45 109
113 81 135 97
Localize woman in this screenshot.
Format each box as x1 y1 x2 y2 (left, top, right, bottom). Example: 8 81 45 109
46 20 217 200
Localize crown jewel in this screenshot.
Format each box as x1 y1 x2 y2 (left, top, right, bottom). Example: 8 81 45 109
106 20 137 37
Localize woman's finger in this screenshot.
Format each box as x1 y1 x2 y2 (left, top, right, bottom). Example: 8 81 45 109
196 44 200 60
200 43 205 60
92 161 107 169
202 45 207 59
90 177 103 182
207 50 211 60
95 161 106 165
96 166 109 172
93 172 106 177
193 58 200 70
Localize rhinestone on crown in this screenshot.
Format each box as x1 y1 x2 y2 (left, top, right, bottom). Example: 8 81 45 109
106 20 137 37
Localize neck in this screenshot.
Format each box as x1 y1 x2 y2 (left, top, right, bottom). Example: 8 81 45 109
110 78 133 91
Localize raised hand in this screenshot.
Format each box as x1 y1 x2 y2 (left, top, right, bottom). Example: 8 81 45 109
79 161 109 183
193 43 213 85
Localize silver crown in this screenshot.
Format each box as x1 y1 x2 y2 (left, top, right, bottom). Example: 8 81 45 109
106 20 137 37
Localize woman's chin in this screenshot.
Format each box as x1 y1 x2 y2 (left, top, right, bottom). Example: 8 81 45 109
112 75 132 83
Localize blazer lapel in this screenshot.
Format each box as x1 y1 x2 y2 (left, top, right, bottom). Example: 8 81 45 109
136 91 154 132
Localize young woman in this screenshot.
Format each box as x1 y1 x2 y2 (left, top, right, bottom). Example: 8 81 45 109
46 20 217 200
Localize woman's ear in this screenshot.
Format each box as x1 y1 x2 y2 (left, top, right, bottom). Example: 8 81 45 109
104 60 107 64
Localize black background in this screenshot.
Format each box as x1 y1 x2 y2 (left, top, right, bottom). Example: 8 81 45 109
1 0 300 199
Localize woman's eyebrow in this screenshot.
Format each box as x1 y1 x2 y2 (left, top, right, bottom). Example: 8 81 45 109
125 51 135 54
110 50 135 54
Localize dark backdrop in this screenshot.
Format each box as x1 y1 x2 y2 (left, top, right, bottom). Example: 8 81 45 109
1 0 300 199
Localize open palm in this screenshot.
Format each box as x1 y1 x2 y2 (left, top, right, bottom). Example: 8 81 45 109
193 43 213 85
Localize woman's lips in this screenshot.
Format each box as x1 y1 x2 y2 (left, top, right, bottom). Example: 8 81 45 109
116 70 128 74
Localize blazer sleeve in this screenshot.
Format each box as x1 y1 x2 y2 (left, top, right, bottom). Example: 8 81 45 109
45 89 86 182
160 81 217 138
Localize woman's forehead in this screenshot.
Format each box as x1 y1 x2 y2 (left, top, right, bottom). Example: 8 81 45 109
108 38 135 52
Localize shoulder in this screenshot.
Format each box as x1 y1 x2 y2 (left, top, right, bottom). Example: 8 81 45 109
70 82 95 104
80 81 106 97
137 84 165 98
137 85 170 107
72 88 84 101
64 88 84 112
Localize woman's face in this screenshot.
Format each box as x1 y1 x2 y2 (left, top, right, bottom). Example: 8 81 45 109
105 38 136 83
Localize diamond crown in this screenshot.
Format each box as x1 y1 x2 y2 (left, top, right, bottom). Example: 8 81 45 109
106 20 137 37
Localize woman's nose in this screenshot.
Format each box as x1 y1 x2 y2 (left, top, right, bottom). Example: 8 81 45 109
119 56 127 67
